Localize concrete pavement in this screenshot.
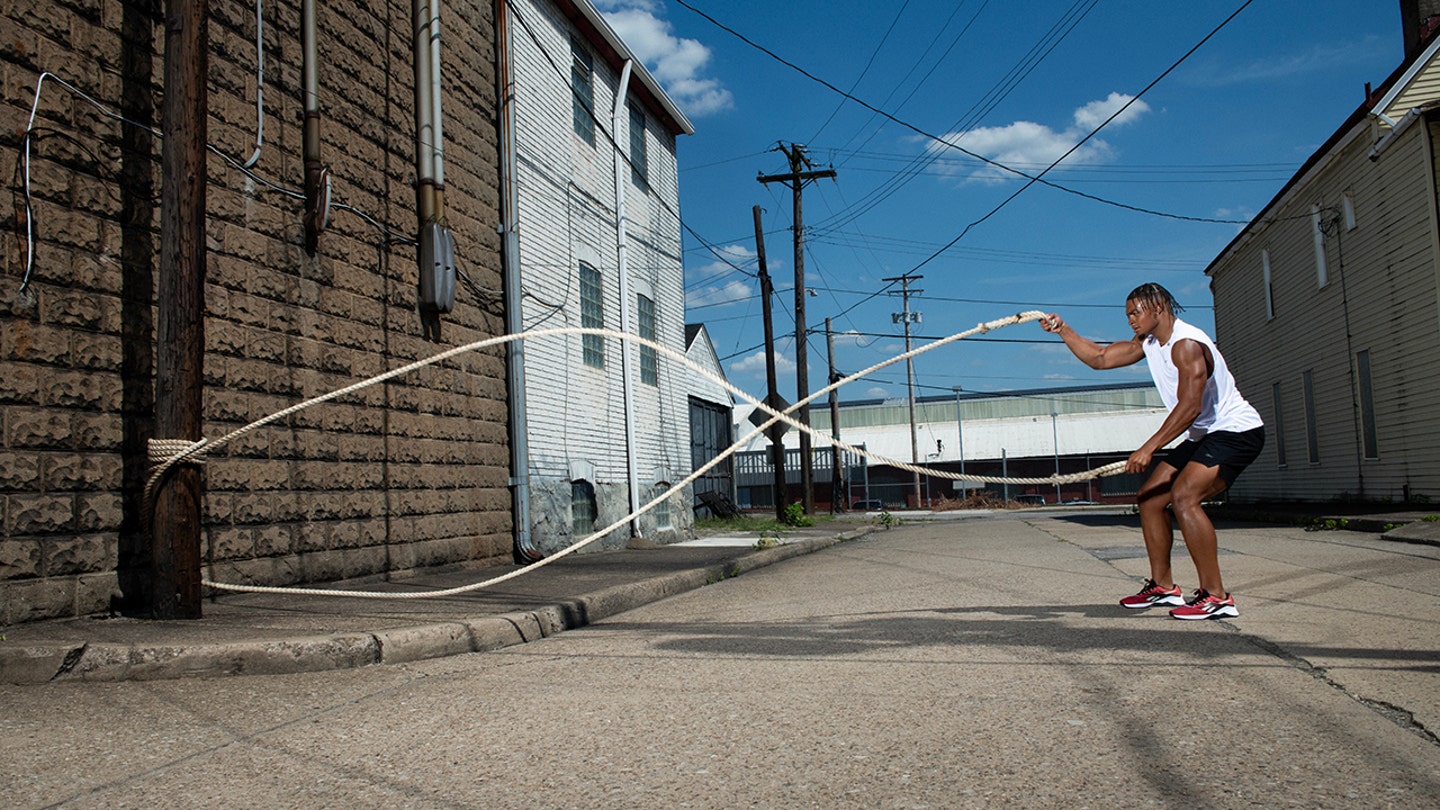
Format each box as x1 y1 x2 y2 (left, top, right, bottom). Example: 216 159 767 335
2 504 1438 689
4 508 1440 808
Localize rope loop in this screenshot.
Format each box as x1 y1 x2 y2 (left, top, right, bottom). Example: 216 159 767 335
147 438 208 468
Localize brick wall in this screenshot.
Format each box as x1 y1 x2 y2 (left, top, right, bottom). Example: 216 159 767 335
1 0 511 623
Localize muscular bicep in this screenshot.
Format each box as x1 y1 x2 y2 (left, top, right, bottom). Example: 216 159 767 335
1090 338 1145 369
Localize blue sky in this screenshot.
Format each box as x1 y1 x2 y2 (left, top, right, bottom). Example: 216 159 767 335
596 0 1403 404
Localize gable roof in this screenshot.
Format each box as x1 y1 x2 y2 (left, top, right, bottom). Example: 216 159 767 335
1206 28 1440 277
1371 30 1440 121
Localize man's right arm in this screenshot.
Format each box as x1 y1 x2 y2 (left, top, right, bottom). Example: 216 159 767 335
1041 314 1144 370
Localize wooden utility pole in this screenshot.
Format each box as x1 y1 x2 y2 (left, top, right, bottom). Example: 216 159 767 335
884 273 924 509
826 317 843 513
758 144 834 515
153 0 210 618
752 206 786 521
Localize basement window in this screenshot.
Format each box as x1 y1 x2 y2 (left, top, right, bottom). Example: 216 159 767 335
653 482 672 529
572 480 597 535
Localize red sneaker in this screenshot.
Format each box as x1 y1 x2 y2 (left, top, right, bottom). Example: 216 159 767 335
1168 589 1238 620
1119 578 1185 609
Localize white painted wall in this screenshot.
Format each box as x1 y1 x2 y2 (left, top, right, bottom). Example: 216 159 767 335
510 0 692 550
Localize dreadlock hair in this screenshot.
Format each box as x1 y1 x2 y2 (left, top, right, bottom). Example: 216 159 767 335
1126 282 1184 316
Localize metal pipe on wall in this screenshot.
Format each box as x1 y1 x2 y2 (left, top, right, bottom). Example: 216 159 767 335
300 0 328 252
612 58 641 537
496 0 537 560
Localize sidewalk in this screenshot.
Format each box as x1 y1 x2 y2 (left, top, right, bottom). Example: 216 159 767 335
0 524 870 684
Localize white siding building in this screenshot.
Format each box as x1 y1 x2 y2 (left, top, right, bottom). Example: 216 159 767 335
1206 8 1440 504
503 0 695 554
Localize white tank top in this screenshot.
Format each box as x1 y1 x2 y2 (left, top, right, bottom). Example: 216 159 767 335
1142 318 1263 440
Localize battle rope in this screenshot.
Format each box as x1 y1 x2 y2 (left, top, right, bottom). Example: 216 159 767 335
144 310 1125 599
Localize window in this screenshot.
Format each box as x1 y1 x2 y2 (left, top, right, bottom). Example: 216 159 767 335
1342 193 1356 231
652 482 671 529
572 480 596 535
571 37 595 146
1356 350 1378 459
1272 382 1287 467
1262 249 1274 320
580 263 604 368
638 293 657 385
1303 370 1319 464
629 106 648 190
1311 204 1329 288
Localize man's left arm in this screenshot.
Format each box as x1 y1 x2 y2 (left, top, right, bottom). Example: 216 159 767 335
1125 339 1209 473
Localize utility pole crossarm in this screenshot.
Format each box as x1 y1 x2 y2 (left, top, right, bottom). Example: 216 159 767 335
756 168 836 185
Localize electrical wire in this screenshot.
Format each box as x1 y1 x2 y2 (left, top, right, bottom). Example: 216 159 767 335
669 0 1253 226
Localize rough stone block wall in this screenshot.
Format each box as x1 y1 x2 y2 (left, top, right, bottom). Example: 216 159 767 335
1 0 510 623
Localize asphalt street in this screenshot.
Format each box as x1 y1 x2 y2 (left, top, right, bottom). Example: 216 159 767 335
4 510 1439 808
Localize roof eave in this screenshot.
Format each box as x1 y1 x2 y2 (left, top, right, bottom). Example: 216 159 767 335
558 0 696 136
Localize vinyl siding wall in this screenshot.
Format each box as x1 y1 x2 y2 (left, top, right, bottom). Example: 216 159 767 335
510 0 690 550
1210 111 1440 502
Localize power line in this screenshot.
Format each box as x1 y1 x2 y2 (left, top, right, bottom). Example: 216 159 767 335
670 0 1253 227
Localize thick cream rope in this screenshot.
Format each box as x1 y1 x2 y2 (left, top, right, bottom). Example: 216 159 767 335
141 310 1125 599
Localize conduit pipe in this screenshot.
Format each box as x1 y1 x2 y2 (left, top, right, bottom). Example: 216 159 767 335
414 0 455 324
496 0 537 560
300 0 330 252
413 0 435 220
612 58 642 538
241 0 265 168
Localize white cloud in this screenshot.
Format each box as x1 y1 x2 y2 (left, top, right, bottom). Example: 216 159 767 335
1187 37 1387 87
731 350 795 376
597 1 734 117
686 278 754 309
933 93 1151 184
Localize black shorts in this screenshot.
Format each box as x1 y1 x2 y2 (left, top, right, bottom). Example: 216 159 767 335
1163 427 1265 487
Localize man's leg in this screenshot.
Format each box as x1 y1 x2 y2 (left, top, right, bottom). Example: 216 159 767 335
1169 462 1231 597
1135 463 1180 587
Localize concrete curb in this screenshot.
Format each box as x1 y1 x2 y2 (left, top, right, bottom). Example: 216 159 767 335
0 530 864 684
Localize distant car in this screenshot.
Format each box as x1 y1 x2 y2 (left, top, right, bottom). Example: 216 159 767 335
1013 494 1047 506
852 499 885 511
1063 499 1098 505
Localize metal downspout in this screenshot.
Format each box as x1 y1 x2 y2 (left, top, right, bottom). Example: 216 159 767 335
612 59 641 538
413 0 435 222
498 0 537 560
427 0 445 217
301 0 328 253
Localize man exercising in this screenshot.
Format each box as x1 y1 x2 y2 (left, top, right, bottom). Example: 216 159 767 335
1041 283 1264 620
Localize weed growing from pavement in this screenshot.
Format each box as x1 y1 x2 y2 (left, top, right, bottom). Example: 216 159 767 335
782 502 814 527
1424 514 1440 522
754 530 782 550
876 510 902 530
